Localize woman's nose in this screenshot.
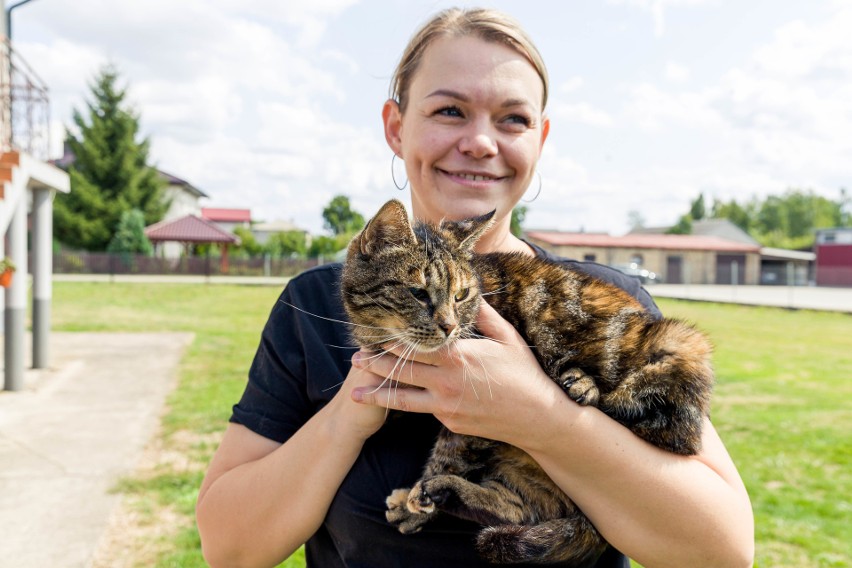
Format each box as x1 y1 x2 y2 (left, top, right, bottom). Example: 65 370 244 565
458 123 498 158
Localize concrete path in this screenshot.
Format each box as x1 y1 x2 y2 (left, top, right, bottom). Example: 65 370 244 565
0 332 194 568
649 284 852 313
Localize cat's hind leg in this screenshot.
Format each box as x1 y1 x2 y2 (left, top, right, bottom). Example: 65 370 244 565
476 514 606 565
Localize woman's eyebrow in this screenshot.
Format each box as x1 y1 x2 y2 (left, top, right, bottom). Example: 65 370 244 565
426 89 468 101
426 89 533 109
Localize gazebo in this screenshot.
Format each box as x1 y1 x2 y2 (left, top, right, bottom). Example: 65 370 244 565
144 214 240 272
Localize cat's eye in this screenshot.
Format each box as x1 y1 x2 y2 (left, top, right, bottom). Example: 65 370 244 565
454 288 470 302
409 287 431 304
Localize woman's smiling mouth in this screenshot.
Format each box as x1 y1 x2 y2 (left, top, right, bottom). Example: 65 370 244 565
439 169 508 183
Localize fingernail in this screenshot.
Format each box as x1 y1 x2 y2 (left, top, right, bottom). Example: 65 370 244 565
352 351 362 367
351 389 363 402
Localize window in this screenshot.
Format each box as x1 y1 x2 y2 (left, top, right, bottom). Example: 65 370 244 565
583 254 596 262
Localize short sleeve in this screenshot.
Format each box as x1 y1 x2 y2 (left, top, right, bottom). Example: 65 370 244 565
230 265 354 443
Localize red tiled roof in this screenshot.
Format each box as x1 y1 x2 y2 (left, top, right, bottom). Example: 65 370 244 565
145 215 240 244
201 207 252 223
526 231 760 253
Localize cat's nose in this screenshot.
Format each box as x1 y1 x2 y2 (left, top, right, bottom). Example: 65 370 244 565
438 320 457 337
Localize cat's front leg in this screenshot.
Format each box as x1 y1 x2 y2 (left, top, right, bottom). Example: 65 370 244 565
559 368 600 406
410 475 526 527
386 487 435 534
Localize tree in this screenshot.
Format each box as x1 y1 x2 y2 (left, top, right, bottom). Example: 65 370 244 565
667 214 692 235
711 199 753 232
627 209 646 230
107 209 153 255
322 195 365 236
689 193 706 221
266 231 308 259
309 234 350 258
54 64 167 251
231 227 264 258
510 205 528 237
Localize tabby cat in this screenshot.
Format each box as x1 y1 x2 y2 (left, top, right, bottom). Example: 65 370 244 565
340 199 714 566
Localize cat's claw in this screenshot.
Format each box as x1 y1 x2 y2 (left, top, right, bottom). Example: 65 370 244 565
559 368 600 406
407 481 437 514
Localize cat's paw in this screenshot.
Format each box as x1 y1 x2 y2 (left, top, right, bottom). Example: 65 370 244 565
386 488 429 534
559 369 600 406
407 480 437 514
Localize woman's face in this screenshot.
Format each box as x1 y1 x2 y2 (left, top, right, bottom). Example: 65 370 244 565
384 35 549 228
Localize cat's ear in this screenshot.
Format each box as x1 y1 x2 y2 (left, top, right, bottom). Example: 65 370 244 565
441 209 496 251
357 199 416 257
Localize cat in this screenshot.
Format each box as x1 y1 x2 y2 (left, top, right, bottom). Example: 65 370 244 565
340 199 714 566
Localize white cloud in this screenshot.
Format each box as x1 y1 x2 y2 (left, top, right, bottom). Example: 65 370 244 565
558 76 585 94
551 102 615 127
606 0 718 37
664 61 690 82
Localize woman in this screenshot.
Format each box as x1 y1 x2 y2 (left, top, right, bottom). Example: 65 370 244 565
196 8 754 568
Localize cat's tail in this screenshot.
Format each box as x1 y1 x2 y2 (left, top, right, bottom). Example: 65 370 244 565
476 514 606 565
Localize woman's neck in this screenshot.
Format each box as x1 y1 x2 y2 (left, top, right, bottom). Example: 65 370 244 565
474 228 535 256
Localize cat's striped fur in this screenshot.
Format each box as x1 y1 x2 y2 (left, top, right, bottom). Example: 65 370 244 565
340 199 714 565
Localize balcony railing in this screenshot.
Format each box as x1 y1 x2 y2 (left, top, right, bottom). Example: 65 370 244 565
0 34 50 160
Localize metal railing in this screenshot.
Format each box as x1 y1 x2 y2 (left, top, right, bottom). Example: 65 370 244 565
0 34 50 160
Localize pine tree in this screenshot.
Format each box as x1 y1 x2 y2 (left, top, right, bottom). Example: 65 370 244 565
107 209 153 255
54 65 168 251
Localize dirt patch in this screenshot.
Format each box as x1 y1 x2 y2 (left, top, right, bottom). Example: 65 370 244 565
90 427 222 566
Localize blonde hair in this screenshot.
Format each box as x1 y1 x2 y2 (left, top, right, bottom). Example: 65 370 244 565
390 7 549 113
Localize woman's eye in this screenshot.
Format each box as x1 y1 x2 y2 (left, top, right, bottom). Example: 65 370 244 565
504 114 531 128
454 288 470 302
436 106 463 118
409 287 431 303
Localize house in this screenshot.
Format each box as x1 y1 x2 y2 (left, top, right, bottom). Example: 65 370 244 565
1 14 72 391
630 218 760 246
251 219 310 247
161 171 208 220
155 171 209 258
815 228 852 287
526 231 762 285
630 218 814 285
201 207 252 234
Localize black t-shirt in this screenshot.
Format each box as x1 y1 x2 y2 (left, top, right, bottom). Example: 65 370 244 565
231 247 661 567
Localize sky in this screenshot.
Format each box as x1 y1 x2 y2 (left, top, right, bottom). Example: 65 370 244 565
10 0 852 235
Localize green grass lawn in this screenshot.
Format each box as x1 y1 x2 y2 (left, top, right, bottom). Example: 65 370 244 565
51 282 851 567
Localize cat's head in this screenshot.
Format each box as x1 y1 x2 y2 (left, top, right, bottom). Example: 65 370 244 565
341 199 494 352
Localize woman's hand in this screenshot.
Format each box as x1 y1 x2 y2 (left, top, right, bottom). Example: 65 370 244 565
350 301 566 445
329 352 399 441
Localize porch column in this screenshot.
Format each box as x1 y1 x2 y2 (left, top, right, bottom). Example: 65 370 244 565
32 186 53 368
4 189 27 390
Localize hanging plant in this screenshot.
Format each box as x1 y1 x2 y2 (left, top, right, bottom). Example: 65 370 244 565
0 257 15 288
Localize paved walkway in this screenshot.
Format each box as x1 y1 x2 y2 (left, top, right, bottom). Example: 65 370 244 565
0 332 194 568
649 284 852 313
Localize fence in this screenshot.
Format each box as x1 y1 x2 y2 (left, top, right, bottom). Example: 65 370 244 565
52 250 321 278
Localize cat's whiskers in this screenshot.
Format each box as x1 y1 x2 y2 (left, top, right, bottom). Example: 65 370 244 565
480 284 511 297
280 300 398 332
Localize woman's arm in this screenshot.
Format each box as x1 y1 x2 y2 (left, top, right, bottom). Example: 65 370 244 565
526 403 754 568
196 362 388 568
352 302 754 568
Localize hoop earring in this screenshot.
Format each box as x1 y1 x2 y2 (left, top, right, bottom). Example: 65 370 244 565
522 171 542 203
391 154 408 191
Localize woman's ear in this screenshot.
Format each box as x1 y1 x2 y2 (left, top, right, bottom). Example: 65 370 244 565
382 99 403 157
540 114 550 150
